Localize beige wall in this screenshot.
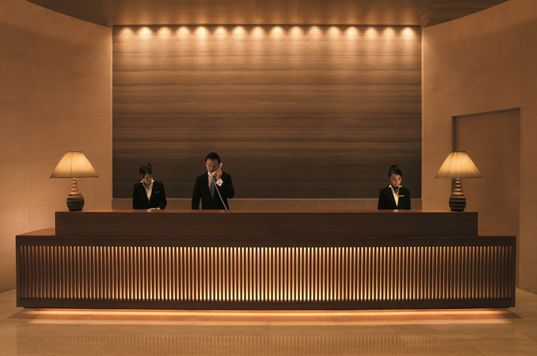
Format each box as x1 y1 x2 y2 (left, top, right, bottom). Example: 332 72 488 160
423 0 537 292
455 110 520 237
0 0 112 292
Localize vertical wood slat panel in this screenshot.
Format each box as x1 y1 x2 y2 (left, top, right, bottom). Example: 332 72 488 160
18 241 515 307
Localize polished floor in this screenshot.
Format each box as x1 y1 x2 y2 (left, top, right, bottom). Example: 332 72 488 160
1 289 537 355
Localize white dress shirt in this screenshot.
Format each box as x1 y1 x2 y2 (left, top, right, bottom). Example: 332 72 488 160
142 178 155 200
388 185 402 207
208 172 223 187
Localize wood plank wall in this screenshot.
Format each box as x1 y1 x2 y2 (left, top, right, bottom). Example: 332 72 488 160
113 25 421 198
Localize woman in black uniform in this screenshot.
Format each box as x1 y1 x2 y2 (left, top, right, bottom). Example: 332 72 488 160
132 163 167 210
378 165 411 210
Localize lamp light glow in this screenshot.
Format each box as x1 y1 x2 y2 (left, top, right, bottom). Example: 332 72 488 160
436 151 481 212
50 151 98 211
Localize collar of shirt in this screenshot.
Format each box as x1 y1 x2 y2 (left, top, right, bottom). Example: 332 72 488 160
388 185 402 206
208 172 223 187
141 178 155 200
141 178 155 186
387 185 403 190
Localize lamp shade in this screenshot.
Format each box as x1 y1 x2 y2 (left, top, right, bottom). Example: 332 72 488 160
435 151 481 179
50 151 98 178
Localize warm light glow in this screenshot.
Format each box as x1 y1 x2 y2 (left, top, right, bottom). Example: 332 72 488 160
118 27 134 39
269 26 285 38
22 308 512 326
345 26 359 39
251 26 265 38
213 26 228 37
382 27 396 39
436 151 481 178
176 26 191 37
401 27 416 39
231 26 246 38
307 26 322 38
50 151 98 178
156 27 172 37
23 309 509 317
327 26 341 38
289 26 303 38
365 27 379 39
194 26 209 39
27 319 509 326
18 242 514 309
137 26 153 39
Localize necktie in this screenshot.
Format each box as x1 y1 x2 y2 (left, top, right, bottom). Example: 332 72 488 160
209 176 215 197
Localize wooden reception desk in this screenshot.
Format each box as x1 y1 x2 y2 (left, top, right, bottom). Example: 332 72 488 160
16 210 515 309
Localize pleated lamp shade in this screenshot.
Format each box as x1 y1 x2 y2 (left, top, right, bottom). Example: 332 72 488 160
50 151 98 178
436 151 481 179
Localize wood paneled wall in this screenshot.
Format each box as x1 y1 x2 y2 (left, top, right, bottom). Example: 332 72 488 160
113 25 421 198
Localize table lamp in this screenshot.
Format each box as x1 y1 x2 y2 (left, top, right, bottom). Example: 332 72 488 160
435 151 481 212
50 151 98 211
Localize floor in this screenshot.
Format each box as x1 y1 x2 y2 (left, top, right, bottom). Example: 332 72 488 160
1 289 536 355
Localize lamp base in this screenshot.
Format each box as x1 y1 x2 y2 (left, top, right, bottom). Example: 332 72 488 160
66 178 85 211
449 177 466 212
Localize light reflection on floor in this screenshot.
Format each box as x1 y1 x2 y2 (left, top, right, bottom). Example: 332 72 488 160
2 289 537 355
12 307 515 326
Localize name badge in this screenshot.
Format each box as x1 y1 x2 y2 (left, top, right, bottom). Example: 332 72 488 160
398 194 405 198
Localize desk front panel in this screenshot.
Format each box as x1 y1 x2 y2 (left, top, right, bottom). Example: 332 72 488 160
16 235 515 309
55 210 478 240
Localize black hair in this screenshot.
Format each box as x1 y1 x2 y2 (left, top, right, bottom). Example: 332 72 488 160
139 163 153 176
388 165 403 177
205 152 221 164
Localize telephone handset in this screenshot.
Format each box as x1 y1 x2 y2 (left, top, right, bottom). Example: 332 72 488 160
209 161 228 210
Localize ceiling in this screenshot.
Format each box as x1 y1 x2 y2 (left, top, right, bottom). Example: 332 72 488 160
27 0 508 27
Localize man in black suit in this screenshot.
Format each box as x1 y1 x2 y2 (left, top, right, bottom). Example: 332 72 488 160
378 165 411 210
132 163 167 210
192 152 235 210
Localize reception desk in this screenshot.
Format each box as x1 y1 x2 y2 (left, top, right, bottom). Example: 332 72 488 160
16 210 515 309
